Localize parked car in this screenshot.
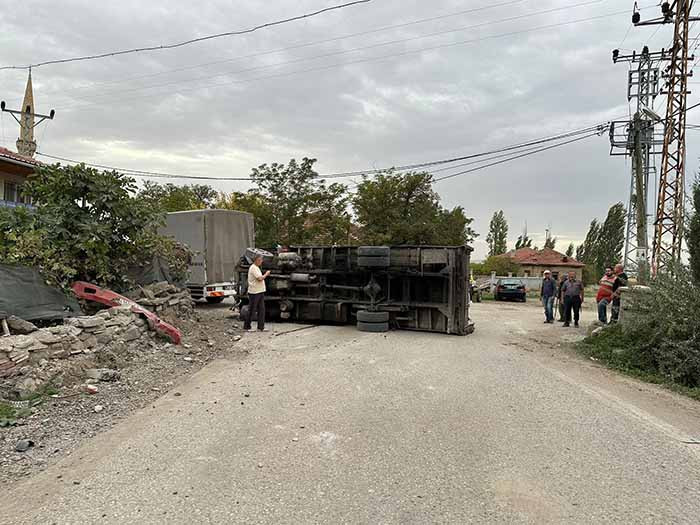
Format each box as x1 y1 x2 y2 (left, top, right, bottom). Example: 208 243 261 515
495 278 527 302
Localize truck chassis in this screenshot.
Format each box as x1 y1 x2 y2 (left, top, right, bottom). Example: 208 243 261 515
236 245 473 335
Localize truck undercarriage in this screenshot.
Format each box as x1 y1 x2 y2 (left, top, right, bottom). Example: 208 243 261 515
236 245 473 335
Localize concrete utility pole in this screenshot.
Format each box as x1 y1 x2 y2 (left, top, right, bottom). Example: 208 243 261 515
633 0 700 275
0 70 55 158
610 46 665 283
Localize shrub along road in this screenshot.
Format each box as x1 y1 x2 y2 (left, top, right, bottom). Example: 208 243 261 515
3 302 700 523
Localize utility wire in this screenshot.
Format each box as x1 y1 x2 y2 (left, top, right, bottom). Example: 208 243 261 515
0 0 373 71
36 123 611 181
52 0 598 106
46 0 524 98
55 4 654 111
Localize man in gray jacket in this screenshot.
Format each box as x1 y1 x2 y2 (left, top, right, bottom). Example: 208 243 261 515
561 271 584 328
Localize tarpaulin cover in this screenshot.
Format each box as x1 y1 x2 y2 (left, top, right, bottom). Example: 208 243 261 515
127 257 182 287
0 264 82 321
161 209 255 285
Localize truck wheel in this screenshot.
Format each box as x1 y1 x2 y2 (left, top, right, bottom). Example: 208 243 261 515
357 310 389 323
358 246 390 257
357 321 389 333
358 256 390 268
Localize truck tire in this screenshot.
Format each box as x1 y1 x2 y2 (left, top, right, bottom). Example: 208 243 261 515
358 246 390 257
356 310 389 323
358 256 390 268
206 297 225 304
357 321 389 333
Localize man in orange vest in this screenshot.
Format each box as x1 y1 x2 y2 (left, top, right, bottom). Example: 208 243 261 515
596 266 616 324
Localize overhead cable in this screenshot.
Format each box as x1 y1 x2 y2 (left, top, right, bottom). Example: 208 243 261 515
0 0 373 71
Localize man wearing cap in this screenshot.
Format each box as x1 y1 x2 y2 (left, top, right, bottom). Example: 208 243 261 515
540 270 557 323
244 254 270 332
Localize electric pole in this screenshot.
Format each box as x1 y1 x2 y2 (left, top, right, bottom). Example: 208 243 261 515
610 46 665 283
633 1 700 274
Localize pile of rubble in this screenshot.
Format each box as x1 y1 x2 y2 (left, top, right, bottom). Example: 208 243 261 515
124 281 194 317
1 306 156 397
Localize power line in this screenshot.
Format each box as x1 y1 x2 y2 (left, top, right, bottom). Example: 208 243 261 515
55 4 653 111
35 122 612 182
45 0 524 98
0 1 374 71
52 0 598 106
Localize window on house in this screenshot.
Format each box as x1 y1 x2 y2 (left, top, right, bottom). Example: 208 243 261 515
552 271 560 280
4 181 17 202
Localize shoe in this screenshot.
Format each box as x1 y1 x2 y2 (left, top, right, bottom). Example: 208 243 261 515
544 320 549 324
258 328 267 332
245 328 254 333
563 323 570 327
574 322 579 327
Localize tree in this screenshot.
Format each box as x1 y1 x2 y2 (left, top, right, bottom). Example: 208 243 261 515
353 171 476 245
544 236 557 250
689 178 700 283
471 255 520 276
0 163 186 290
486 210 508 256
565 243 575 258
515 234 532 249
596 202 626 276
218 158 351 247
138 181 218 212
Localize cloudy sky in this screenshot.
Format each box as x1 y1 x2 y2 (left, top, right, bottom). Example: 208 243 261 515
1 0 698 259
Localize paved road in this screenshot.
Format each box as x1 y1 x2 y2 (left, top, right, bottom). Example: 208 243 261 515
5 302 700 524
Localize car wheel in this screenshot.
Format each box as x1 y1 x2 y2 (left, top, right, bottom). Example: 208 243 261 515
356 310 389 323
358 256 390 268
358 246 390 257
205 297 225 304
357 321 389 333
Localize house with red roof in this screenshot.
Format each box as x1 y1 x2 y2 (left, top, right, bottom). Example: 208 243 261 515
503 247 585 281
0 147 40 208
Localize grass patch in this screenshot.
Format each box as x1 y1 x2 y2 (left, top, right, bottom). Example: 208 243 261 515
0 402 31 427
577 324 700 401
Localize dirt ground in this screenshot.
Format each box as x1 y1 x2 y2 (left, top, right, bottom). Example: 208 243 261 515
0 301 244 485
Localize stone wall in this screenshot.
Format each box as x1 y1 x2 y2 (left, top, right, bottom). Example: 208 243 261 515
124 282 194 317
0 306 151 379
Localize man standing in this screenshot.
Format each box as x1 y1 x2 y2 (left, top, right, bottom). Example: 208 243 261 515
610 263 628 323
540 270 557 323
244 254 270 332
561 270 584 328
556 273 568 322
595 267 616 324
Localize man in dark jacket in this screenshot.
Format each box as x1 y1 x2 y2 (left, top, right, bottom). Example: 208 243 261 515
561 271 584 327
540 270 557 323
556 273 569 322
610 263 628 323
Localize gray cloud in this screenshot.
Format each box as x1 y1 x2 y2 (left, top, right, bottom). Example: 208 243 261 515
1 0 698 259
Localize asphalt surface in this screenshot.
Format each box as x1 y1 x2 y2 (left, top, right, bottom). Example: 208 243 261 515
4 301 700 524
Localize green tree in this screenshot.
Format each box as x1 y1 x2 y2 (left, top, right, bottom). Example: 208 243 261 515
473 255 520 276
515 234 532 249
219 158 351 247
544 236 557 250
353 171 476 245
0 163 185 290
138 181 218 212
486 210 508 256
596 202 626 276
689 178 700 283
565 243 575 258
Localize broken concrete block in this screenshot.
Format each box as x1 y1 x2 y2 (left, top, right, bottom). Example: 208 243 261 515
122 326 141 342
32 329 62 345
7 316 38 334
85 368 120 382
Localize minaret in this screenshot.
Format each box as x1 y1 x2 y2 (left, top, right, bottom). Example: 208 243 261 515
16 70 36 157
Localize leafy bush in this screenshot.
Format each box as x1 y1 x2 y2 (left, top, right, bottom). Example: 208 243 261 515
0 163 189 292
581 264 700 388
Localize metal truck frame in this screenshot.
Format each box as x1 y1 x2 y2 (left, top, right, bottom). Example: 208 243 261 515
236 245 473 335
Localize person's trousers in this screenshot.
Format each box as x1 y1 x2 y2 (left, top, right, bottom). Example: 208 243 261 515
542 296 555 322
611 297 621 322
564 295 582 325
244 292 265 330
597 297 610 324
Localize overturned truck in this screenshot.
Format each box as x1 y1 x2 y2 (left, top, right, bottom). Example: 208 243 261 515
236 245 474 335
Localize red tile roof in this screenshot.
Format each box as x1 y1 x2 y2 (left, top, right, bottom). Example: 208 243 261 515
504 247 585 268
0 147 41 167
